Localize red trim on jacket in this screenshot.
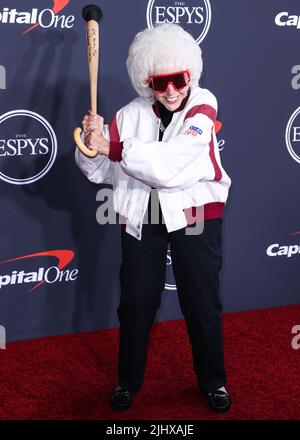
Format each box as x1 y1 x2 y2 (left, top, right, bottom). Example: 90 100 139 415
108 114 123 162
209 136 222 181
184 104 216 123
109 141 123 162
184 104 222 182
184 202 224 224
108 114 120 142
121 202 224 231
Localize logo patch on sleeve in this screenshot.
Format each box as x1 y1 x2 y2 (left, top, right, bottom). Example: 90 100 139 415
185 125 203 137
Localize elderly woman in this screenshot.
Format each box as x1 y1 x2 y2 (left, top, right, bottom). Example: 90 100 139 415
75 23 231 413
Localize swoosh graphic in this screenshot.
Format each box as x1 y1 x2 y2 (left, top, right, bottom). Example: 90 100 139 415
52 0 70 14
215 120 222 134
0 250 75 292
290 231 300 236
22 0 70 35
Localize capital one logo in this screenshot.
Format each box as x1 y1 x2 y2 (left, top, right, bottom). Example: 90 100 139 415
146 0 211 45
266 231 300 258
0 65 5 90
0 110 57 185
0 250 78 293
275 12 300 29
0 1 74 35
285 107 300 164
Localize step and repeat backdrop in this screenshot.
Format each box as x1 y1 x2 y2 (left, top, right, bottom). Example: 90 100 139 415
0 0 300 342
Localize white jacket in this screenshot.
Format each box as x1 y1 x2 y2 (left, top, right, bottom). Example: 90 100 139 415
75 86 231 240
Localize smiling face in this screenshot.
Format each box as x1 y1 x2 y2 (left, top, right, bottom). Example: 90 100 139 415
149 70 191 111
154 83 190 111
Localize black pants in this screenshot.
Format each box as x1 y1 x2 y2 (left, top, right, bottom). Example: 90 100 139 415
117 203 226 394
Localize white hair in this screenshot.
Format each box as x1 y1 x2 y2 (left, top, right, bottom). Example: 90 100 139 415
126 23 203 102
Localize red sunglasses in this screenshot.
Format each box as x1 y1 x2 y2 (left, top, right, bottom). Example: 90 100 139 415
147 70 190 94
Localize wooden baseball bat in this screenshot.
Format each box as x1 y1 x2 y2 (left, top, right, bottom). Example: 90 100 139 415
73 4 103 158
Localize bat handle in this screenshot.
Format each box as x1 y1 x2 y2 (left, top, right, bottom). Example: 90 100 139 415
73 127 98 158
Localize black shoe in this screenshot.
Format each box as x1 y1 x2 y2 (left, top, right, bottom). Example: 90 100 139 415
206 389 231 413
110 386 134 411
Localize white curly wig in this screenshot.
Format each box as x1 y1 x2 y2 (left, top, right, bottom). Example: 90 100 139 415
126 23 203 102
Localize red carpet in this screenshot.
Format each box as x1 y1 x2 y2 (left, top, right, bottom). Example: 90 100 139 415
0 305 299 420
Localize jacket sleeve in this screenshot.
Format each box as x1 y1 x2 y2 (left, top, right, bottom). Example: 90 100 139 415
74 124 112 185
119 100 220 191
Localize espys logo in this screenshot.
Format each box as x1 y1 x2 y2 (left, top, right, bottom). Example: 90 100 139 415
0 65 5 90
0 110 57 185
0 1 74 35
266 231 300 258
146 0 211 45
0 250 78 293
275 12 300 29
285 107 300 164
